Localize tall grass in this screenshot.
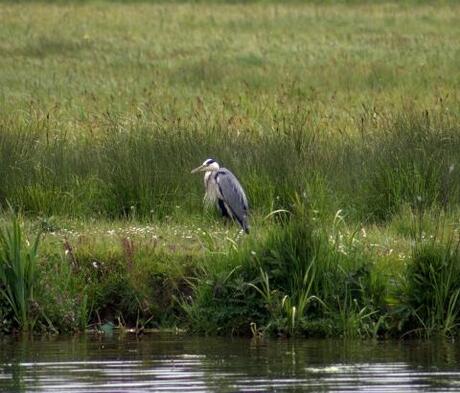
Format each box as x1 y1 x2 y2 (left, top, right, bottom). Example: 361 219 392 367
0 107 459 223
397 222 460 337
358 110 460 220
0 1 459 222
0 216 41 331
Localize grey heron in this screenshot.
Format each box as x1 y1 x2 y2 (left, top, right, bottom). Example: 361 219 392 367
191 158 250 234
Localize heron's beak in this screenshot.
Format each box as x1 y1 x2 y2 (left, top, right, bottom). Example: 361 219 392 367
191 164 206 174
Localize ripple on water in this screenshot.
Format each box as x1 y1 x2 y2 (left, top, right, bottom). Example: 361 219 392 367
1 336 460 392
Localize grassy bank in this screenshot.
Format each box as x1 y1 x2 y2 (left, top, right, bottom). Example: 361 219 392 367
0 1 460 337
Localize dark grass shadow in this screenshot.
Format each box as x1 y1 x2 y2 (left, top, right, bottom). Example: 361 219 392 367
2 36 94 58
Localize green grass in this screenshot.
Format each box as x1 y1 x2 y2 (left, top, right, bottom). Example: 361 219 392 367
0 1 460 337
0 215 41 332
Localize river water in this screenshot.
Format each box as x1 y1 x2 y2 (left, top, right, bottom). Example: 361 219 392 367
1 333 460 392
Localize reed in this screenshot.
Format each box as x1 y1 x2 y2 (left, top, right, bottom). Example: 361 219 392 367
398 236 460 337
0 215 41 331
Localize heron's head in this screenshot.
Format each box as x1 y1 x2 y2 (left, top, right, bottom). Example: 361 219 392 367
191 158 220 174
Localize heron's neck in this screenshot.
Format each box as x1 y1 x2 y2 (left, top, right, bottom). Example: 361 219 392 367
204 170 218 185
204 171 212 186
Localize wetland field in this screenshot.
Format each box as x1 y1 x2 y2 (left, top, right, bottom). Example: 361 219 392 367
0 1 460 338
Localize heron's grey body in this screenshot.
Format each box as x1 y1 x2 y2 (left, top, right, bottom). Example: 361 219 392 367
192 159 249 233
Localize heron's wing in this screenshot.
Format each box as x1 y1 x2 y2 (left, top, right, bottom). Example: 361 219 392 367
215 168 249 231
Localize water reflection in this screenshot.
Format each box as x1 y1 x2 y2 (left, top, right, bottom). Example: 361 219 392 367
1 334 460 392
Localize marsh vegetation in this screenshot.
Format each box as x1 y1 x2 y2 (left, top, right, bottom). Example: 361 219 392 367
0 1 460 337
